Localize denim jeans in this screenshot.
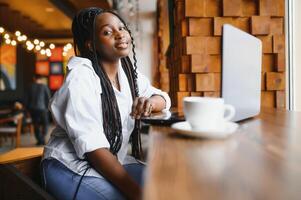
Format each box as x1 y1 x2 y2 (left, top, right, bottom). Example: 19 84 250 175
41 159 145 200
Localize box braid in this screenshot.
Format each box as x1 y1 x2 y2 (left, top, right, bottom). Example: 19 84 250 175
71 7 143 159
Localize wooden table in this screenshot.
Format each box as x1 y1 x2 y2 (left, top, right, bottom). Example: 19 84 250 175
143 109 301 200
0 147 43 164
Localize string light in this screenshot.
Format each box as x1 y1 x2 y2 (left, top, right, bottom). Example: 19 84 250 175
39 41 45 47
4 33 9 39
15 31 21 36
33 39 39 45
49 43 55 49
5 39 11 44
66 43 72 49
11 40 17 46
0 27 5 33
0 26 72 56
35 45 41 51
17 36 23 41
40 49 46 55
21 35 27 41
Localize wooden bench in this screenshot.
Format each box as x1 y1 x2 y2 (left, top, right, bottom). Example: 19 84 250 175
0 147 55 200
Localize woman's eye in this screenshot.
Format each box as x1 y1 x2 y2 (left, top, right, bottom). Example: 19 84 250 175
103 30 112 35
119 26 126 31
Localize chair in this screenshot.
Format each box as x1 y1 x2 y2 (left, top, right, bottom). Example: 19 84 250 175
0 113 24 148
22 111 34 136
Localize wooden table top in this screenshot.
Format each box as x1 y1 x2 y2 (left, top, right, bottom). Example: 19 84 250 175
0 147 43 164
143 108 301 200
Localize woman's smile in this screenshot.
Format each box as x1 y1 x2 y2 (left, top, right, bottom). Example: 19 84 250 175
115 41 129 49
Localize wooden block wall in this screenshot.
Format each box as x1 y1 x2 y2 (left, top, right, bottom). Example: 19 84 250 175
157 0 171 92
163 0 285 111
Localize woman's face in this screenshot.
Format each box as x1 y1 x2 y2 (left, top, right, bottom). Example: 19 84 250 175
95 12 131 62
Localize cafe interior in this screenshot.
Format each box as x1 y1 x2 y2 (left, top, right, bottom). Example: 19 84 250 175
0 0 300 199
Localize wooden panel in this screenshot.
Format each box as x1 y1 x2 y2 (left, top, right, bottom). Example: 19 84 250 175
259 0 276 16
179 74 194 91
183 37 207 54
242 0 258 16
185 0 205 17
177 92 190 110
261 91 275 108
191 54 220 73
276 90 285 108
223 0 242 16
251 16 270 35
270 18 284 35
234 17 250 33
208 55 222 72
190 92 203 96
205 0 222 17
179 74 188 91
195 73 221 91
214 17 234 36
188 18 213 36
207 37 221 54
203 91 221 97
261 73 266 90
266 72 285 90
183 36 220 55
277 0 285 17
180 55 191 73
187 74 195 91
175 1 185 24
275 53 285 72
273 35 285 53
160 72 170 92
257 36 273 53
181 19 188 37
260 0 285 17
262 54 275 72
191 54 208 73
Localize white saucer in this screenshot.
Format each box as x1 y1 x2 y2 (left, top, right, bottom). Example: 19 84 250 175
171 121 239 139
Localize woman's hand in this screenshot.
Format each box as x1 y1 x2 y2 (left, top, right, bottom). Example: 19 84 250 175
130 97 153 119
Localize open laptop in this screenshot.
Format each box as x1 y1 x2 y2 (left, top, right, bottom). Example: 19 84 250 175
142 24 262 125
222 24 262 122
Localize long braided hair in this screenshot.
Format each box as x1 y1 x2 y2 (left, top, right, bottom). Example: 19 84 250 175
71 7 142 159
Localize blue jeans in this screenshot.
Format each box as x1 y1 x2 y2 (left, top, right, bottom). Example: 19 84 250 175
41 159 145 200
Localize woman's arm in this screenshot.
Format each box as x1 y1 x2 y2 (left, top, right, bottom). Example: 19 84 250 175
87 148 142 200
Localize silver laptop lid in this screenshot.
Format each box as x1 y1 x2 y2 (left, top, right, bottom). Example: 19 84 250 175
222 24 262 122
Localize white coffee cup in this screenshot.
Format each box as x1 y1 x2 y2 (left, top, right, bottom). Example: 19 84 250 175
183 97 235 132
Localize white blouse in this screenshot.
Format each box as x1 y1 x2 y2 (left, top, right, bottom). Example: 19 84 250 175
43 56 171 178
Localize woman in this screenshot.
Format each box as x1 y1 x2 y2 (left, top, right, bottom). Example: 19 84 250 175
41 7 170 200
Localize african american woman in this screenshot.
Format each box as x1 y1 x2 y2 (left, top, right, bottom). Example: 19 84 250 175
41 7 170 200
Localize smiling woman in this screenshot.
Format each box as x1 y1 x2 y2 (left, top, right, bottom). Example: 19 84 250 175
40 7 170 200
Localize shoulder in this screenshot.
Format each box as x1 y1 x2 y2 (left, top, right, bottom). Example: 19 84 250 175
67 56 94 74
66 56 97 82
65 56 102 93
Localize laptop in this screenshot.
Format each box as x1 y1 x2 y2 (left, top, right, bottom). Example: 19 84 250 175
222 24 262 122
142 24 262 125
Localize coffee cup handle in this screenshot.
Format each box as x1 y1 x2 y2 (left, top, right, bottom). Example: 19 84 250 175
224 104 235 121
